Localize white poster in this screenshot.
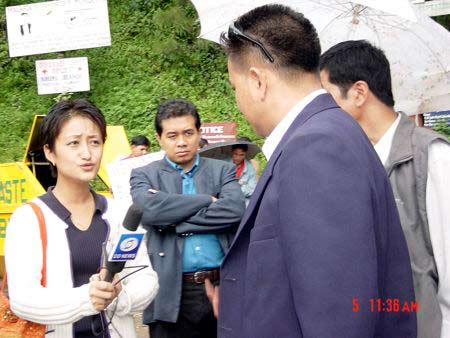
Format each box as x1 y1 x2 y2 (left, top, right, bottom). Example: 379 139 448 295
106 151 165 204
6 0 111 57
36 57 90 94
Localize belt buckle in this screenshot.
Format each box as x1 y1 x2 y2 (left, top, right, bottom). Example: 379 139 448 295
193 271 205 284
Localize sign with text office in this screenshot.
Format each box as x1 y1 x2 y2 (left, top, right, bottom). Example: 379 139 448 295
200 122 237 144
6 0 111 57
36 57 90 95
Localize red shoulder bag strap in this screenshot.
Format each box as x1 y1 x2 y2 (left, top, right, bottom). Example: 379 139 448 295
28 202 48 287
1 202 48 291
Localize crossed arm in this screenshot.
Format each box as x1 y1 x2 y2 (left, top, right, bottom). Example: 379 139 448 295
130 164 245 234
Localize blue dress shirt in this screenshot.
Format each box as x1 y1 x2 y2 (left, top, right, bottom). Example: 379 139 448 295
165 155 224 272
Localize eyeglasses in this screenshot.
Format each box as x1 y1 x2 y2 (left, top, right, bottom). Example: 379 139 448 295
228 22 274 63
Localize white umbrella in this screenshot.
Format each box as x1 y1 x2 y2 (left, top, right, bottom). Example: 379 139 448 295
191 0 450 114
192 0 417 43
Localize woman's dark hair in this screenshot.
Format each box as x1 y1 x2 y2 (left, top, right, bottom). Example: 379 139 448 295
39 98 107 151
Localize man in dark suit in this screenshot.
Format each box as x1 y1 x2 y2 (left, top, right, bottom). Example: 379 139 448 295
210 4 417 338
130 99 245 338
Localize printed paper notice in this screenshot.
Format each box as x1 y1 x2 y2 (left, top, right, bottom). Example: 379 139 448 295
106 151 165 204
6 0 111 57
36 57 90 95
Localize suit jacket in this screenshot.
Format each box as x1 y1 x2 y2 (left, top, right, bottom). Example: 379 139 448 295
218 94 417 338
130 156 245 323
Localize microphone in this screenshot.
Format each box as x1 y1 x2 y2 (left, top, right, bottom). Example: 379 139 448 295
103 204 144 282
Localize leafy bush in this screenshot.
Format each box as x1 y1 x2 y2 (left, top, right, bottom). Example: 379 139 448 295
432 119 450 140
2 0 446 166
0 0 263 164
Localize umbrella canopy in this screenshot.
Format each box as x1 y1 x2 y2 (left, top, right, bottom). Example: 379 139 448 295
199 140 262 160
192 0 417 43
191 0 450 115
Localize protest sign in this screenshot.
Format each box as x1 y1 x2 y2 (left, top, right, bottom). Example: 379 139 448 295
106 151 165 204
6 0 111 57
36 57 90 94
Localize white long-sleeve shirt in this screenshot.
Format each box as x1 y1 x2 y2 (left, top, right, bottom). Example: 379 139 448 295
4 197 159 338
374 116 450 338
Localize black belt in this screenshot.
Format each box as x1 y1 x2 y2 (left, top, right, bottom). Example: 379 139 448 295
183 268 220 284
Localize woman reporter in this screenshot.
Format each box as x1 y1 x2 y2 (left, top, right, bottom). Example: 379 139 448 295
4 99 158 338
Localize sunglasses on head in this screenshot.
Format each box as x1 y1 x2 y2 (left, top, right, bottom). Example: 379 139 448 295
228 22 275 63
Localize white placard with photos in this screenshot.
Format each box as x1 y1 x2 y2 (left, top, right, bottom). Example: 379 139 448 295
6 0 111 57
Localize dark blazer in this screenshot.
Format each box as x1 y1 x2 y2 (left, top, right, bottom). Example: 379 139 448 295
218 94 417 338
130 156 245 324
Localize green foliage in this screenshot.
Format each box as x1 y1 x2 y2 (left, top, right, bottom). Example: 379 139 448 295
0 0 263 164
432 119 450 140
433 15 450 30
90 176 109 192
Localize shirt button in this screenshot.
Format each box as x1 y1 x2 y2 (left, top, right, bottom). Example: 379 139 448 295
159 252 165 257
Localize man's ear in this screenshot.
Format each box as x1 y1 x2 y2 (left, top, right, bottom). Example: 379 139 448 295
155 133 162 146
247 67 268 101
351 80 370 107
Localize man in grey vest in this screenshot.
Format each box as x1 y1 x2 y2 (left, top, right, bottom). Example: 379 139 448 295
320 40 450 338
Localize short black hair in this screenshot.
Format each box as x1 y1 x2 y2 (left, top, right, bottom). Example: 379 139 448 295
320 40 395 107
199 138 209 149
39 98 107 151
155 99 201 136
232 144 248 152
221 4 320 73
131 135 150 147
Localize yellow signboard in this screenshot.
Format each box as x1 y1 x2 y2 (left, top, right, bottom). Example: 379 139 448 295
0 162 45 255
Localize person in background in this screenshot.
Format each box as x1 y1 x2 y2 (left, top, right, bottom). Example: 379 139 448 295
230 142 257 206
5 99 158 338
130 135 151 157
209 4 416 337
320 39 450 338
130 98 245 338
199 137 209 149
236 136 260 179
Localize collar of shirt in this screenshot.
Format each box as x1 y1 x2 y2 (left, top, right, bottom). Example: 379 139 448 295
39 188 106 222
374 113 401 165
164 153 200 177
262 89 327 160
